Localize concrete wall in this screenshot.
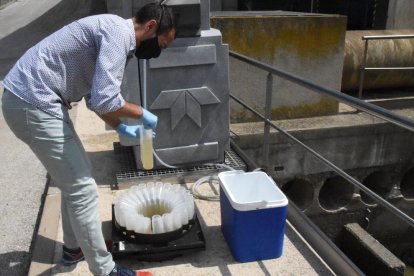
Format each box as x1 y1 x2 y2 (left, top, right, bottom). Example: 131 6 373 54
0 0 15 9
210 0 237 11
232 110 414 180
211 11 347 123
387 0 414 29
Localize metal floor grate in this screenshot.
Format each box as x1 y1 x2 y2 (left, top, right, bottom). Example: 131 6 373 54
113 142 246 188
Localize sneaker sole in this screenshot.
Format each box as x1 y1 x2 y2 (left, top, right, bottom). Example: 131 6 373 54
60 256 85 266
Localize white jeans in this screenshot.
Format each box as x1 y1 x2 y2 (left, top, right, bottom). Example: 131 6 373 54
2 90 115 276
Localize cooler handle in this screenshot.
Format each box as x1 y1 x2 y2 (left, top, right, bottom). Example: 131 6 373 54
256 200 269 209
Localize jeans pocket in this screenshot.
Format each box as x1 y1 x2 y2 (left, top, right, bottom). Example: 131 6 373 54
2 106 31 143
26 108 74 142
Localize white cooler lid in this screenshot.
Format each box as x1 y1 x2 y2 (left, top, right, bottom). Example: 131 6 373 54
218 171 288 211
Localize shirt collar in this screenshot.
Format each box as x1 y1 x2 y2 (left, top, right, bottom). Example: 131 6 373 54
126 18 136 52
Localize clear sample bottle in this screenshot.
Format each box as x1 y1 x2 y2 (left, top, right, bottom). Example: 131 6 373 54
140 127 154 170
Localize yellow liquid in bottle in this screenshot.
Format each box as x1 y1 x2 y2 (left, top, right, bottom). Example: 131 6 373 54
140 128 154 170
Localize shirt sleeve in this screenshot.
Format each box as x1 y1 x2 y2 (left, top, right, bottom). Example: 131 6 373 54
87 24 129 114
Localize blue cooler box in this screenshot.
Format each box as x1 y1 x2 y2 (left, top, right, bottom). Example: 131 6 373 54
219 171 288 262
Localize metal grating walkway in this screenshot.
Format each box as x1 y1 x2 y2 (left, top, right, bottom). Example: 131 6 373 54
113 142 246 189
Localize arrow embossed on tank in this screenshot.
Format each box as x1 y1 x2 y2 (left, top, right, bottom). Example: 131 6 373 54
150 87 221 130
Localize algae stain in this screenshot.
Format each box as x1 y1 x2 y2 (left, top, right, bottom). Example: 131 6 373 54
271 98 337 120
212 17 346 61
230 98 337 123
405 265 414 276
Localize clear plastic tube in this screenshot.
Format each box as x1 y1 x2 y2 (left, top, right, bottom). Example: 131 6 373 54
176 205 188 225
142 217 152 234
125 213 136 231
162 213 174 232
114 183 196 234
134 215 146 233
140 128 154 170
114 207 123 227
172 210 182 229
186 197 195 220
152 214 164 234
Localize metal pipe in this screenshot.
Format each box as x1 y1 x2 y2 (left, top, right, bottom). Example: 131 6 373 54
263 73 273 171
342 30 414 91
229 50 414 133
357 34 414 98
230 140 363 275
230 93 414 228
363 34 414 40
358 39 369 98
365 67 414 70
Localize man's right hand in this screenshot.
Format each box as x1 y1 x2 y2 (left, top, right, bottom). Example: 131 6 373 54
117 123 141 138
140 108 158 130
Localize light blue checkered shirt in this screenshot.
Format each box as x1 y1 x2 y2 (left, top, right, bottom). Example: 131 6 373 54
3 14 136 122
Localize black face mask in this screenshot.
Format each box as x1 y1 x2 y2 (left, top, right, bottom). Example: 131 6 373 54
135 36 161 59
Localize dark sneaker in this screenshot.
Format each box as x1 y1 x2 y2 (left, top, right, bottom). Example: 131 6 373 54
60 245 85 266
108 265 152 276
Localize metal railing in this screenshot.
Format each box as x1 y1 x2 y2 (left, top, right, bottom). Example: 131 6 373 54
229 50 414 228
358 34 414 98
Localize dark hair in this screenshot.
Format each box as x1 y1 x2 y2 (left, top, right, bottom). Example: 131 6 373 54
135 1 175 35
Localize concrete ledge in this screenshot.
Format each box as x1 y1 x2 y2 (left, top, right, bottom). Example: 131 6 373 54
230 108 414 178
338 223 405 276
28 187 61 276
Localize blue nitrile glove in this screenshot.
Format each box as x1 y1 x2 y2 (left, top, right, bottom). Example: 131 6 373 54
117 123 141 138
140 108 158 129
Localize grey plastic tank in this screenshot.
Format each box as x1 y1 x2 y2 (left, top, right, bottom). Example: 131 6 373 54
117 0 230 169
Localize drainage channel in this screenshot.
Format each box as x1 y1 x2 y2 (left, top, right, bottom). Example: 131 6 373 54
279 166 414 275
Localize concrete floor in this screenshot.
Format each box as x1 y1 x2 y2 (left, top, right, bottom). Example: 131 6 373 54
27 99 334 275
0 0 92 79
0 86 47 276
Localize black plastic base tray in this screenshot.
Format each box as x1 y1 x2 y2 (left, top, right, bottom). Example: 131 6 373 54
111 206 206 261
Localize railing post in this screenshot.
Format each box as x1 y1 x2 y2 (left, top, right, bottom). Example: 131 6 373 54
358 39 369 98
263 72 273 171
